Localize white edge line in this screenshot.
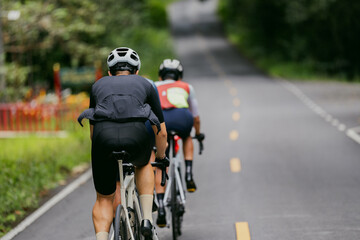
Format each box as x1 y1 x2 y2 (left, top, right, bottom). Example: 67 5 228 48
278 79 360 146
0 169 92 240
0 131 68 138
346 127 360 145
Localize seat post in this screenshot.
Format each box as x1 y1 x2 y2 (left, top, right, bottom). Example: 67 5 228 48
117 159 126 204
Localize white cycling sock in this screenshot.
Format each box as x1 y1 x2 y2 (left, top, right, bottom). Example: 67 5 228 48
96 231 109 240
140 194 153 223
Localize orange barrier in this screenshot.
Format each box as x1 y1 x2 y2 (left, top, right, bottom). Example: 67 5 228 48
0 103 85 132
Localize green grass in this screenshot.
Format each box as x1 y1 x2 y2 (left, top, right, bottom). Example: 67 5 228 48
0 125 91 237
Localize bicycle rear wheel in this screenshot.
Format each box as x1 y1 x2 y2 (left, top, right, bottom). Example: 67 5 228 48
114 204 128 240
171 164 181 240
128 205 141 240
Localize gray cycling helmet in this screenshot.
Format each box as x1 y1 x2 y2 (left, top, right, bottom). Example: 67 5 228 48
107 47 141 71
159 59 183 80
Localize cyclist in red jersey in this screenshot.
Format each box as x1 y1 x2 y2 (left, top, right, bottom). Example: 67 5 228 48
154 59 205 227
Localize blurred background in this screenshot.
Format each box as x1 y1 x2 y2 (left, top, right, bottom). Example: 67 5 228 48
1 0 359 238
0 0 174 235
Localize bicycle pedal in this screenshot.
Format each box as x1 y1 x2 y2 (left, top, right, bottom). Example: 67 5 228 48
178 205 185 216
187 188 196 192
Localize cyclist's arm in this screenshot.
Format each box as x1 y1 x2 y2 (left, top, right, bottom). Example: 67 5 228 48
193 116 200 135
147 83 164 123
145 78 159 96
147 84 167 158
188 84 199 117
188 85 201 134
89 90 95 140
152 123 167 159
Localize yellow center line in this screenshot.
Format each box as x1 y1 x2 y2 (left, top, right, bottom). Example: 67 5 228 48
232 112 241 121
233 98 241 107
230 87 238 96
230 158 241 172
229 130 239 140
235 222 251 240
224 79 233 87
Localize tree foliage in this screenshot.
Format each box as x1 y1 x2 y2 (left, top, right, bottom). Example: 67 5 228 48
219 0 360 79
1 0 173 101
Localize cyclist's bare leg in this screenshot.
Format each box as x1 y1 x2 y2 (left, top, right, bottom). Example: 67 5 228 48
135 161 155 222
152 150 167 227
92 192 115 236
113 181 121 217
183 136 194 160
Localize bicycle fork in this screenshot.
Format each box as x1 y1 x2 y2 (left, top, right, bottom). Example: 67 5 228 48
164 164 186 208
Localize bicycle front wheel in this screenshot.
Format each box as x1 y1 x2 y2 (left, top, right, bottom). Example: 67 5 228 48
114 204 128 240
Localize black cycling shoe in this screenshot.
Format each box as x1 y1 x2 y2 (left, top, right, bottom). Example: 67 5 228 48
152 199 158 212
156 206 167 228
185 173 197 192
141 219 159 240
178 203 185 216
141 219 153 237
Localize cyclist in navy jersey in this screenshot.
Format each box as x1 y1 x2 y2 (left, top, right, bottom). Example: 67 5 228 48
78 47 167 240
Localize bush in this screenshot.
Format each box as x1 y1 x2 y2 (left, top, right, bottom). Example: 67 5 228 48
146 0 168 28
218 0 360 80
0 63 30 102
1 0 175 101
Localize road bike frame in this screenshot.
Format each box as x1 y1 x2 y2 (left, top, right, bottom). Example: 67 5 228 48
111 151 168 240
162 132 186 239
164 152 186 212
111 157 142 240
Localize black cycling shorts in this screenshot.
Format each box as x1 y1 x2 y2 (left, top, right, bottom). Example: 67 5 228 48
91 121 152 195
145 120 155 147
163 108 194 139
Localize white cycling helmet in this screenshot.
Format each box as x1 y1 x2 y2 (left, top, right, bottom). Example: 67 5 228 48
107 47 141 71
159 59 183 80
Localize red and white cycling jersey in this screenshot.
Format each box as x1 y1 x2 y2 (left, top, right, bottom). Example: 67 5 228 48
155 80 199 117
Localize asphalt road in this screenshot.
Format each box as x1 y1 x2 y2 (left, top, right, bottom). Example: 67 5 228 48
8 0 360 239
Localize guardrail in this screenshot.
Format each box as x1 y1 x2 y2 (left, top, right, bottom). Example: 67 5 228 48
0 103 85 132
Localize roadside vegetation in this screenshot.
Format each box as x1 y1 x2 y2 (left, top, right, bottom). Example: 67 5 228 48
0 0 175 236
0 126 90 236
1 0 175 102
218 0 360 82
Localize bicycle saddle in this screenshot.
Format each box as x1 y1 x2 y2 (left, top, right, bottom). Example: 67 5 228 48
112 150 131 162
168 130 178 137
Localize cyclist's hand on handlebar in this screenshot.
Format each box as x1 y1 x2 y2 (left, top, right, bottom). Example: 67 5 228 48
195 133 205 141
155 156 169 167
193 133 205 155
152 156 169 186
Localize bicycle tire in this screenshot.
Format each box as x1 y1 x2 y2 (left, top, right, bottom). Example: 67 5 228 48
171 163 179 240
128 205 141 240
114 204 128 240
